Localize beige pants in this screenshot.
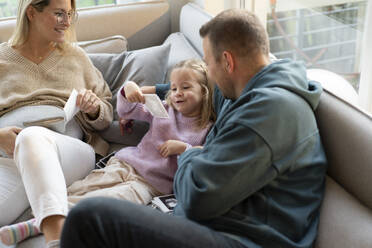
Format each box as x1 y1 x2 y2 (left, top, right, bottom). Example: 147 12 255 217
67 157 162 207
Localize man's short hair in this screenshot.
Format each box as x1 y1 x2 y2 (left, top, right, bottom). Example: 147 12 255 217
200 9 269 61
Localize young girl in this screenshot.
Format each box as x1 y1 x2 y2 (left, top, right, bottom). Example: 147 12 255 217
0 59 216 245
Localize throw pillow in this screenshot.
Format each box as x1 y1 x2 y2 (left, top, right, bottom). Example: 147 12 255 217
88 43 171 144
88 43 171 118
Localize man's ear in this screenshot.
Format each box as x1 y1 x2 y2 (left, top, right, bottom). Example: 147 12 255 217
26 6 35 21
222 51 235 74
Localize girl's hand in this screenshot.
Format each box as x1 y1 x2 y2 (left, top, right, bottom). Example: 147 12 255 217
158 140 188 157
119 118 134 136
140 85 156 94
0 126 22 157
76 89 101 117
124 81 145 104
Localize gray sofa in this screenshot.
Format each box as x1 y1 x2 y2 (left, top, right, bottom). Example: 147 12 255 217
5 2 372 248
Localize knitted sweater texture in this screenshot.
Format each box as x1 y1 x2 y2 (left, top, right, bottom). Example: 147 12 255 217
0 42 113 155
115 88 211 194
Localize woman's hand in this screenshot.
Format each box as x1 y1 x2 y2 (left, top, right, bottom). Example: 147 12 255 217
158 140 188 157
0 126 22 157
76 89 101 118
124 81 145 104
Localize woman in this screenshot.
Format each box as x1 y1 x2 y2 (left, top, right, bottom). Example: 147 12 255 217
0 0 113 246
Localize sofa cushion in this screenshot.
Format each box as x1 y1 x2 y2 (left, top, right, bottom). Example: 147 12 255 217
88 43 171 118
88 43 171 144
163 32 201 83
315 176 372 248
179 3 212 56
78 35 128 54
315 89 372 209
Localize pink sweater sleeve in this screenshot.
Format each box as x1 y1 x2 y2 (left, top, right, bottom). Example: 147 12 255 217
116 86 154 123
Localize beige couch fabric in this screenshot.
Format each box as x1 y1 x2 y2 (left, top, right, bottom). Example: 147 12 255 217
315 90 372 248
78 35 127 54
316 176 372 248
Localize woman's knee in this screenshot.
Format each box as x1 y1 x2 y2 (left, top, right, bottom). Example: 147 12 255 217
15 126 53 149
14 127 57 170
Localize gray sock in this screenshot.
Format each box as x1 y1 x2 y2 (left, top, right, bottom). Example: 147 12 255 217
46 239 60 248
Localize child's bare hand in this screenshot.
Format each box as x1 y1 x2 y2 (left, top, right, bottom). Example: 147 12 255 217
140 86 156 94
158 140 187 157
119 118 133 136
124 81 145 104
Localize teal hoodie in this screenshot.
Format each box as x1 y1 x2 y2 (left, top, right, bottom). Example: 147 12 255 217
173 59 328 248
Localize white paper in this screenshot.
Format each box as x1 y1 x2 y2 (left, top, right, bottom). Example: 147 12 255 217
64 89 80 123
143 94 169 118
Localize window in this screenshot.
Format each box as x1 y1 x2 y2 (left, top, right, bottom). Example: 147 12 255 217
0 0 17 18
211 0 370 113
267 1 366 91
77 0 116 9
266 0 370 113
0 0 149 19
77 0 148 9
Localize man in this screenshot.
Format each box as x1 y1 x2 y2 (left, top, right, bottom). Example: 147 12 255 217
61 9 327 248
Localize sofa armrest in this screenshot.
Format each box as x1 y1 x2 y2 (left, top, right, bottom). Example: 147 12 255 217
315 89 372 208
315 88 372 248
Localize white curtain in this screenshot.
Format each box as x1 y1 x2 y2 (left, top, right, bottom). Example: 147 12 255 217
358 0 372 114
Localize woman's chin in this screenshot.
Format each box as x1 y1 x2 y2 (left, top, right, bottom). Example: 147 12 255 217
54 38 65 43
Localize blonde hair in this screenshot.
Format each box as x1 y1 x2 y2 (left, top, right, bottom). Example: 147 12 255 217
166 59 216 130
9 0 77 49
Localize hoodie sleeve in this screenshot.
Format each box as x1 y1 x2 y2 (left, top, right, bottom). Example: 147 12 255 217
173 122 277 221
155 83 170 100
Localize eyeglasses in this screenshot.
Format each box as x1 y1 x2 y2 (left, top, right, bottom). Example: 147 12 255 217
54 10 78 24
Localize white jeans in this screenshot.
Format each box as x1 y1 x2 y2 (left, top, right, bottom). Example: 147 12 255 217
0 126 95 228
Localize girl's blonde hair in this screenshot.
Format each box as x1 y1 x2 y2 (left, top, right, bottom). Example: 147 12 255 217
9 0 77 50
166 59 216 129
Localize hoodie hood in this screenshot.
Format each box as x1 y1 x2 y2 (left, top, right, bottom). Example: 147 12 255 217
242 59 322 111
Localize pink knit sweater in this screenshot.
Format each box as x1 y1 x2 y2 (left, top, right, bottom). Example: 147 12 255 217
115 88 211 194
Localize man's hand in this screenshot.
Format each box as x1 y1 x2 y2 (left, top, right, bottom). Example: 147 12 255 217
158 140 188 157
0 126 22 157
124 81 145 104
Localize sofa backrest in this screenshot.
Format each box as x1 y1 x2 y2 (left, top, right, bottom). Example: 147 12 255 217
315 89 372 248
0 1 170 51
179 3 212 56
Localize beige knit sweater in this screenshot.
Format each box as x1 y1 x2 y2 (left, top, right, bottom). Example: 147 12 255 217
0 42 113 156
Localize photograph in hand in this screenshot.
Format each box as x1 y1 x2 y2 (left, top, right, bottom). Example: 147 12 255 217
143 94 169 118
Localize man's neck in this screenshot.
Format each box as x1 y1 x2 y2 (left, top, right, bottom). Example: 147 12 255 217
234 54 271 99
